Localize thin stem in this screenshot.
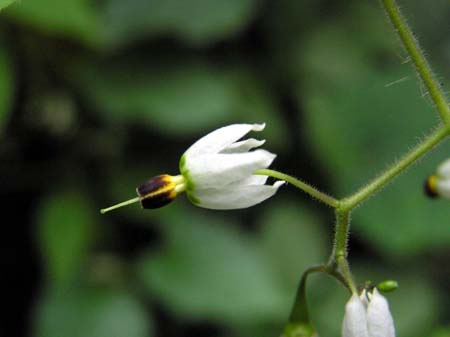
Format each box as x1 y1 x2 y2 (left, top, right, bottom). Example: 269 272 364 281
289 265 323 323
254 169 339 208
381 0 450 126
329 210 358 294
340 125 448 211
289 264 350 323
332 211 350 260
100 197 140 214
336 255 357 295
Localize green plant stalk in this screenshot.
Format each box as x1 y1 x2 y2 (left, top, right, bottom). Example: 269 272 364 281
330 210 357 294
340 125 448 211
289 266 322 324
289 264 350 324
254 169 339 208
381 0 450 126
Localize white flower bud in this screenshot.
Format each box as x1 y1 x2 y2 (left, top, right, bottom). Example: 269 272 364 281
342 294 369 337
342 289 395 337
425 158 450 199
367 289 396 337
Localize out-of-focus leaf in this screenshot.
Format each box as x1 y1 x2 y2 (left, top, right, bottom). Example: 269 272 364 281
0 43 13 136
0 0 16 11
229 68 291 149
431 327 450 337
257 199 327 289
34 286 153 337
73 61 236 135
71 59 289 148
36 189 95 285
5 0 100 46
136 203 288 325
299 4 450 256
103 0 259 47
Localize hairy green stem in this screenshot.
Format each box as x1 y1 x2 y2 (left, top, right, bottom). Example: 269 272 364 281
381 0 450 126
289 264 350 324
289 265 323 324
329 210 357 294
340 125 448 211
255 169 339 208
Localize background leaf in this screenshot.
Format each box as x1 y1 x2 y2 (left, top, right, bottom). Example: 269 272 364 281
0 43 13 136
36 189 95 285
5 0 100 45
136 203 288 325
70 58 290 148
33 286 153 337
102 0 260 48
0 0 16 11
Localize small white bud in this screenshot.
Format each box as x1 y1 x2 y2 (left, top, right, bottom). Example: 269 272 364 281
342 289 396 337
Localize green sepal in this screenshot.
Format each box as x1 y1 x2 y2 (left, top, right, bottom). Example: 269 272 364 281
281 323 317 337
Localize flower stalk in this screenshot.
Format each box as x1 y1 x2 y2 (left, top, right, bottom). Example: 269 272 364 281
254 169 339 208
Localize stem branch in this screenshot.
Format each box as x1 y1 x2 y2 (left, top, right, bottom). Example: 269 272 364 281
340 126 448 211
330 210 357 294
289 264 350 323
381 0 450 126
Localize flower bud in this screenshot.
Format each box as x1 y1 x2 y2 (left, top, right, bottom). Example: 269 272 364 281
342 290 395 337
342 294 369 337
377 280 398 293
366 289 396 337
425 158 450 199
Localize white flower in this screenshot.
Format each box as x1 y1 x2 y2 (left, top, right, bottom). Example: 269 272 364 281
100 123 284 214
429 159 450 199
179 123 284 209
342 289 395 337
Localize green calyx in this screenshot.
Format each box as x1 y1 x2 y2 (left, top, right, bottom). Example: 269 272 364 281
179 154 195 191
282 323 317 337
179 154 198 205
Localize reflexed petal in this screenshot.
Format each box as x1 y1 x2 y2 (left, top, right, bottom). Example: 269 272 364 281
183 123 265 159
367 289 396 337
185 149 276 189
437 158 450 179
220 138 266 154
190 181 284 210
342 295 369 337
436 179 450 198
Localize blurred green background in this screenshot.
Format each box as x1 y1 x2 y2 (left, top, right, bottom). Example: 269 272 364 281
1 0 449 336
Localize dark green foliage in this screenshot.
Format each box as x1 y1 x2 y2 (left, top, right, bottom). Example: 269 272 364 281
0 1 448 336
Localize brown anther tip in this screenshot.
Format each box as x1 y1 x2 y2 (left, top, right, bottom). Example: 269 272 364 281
136 174 177 209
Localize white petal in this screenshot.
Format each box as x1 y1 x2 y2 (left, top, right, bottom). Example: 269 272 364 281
436 179 450 199
437 158 450 179
189 181 284 210
367 289 396 337
229 174 268 186
342 295 369 337
184 149 276 189
183 123 265 159
220 138 266 154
